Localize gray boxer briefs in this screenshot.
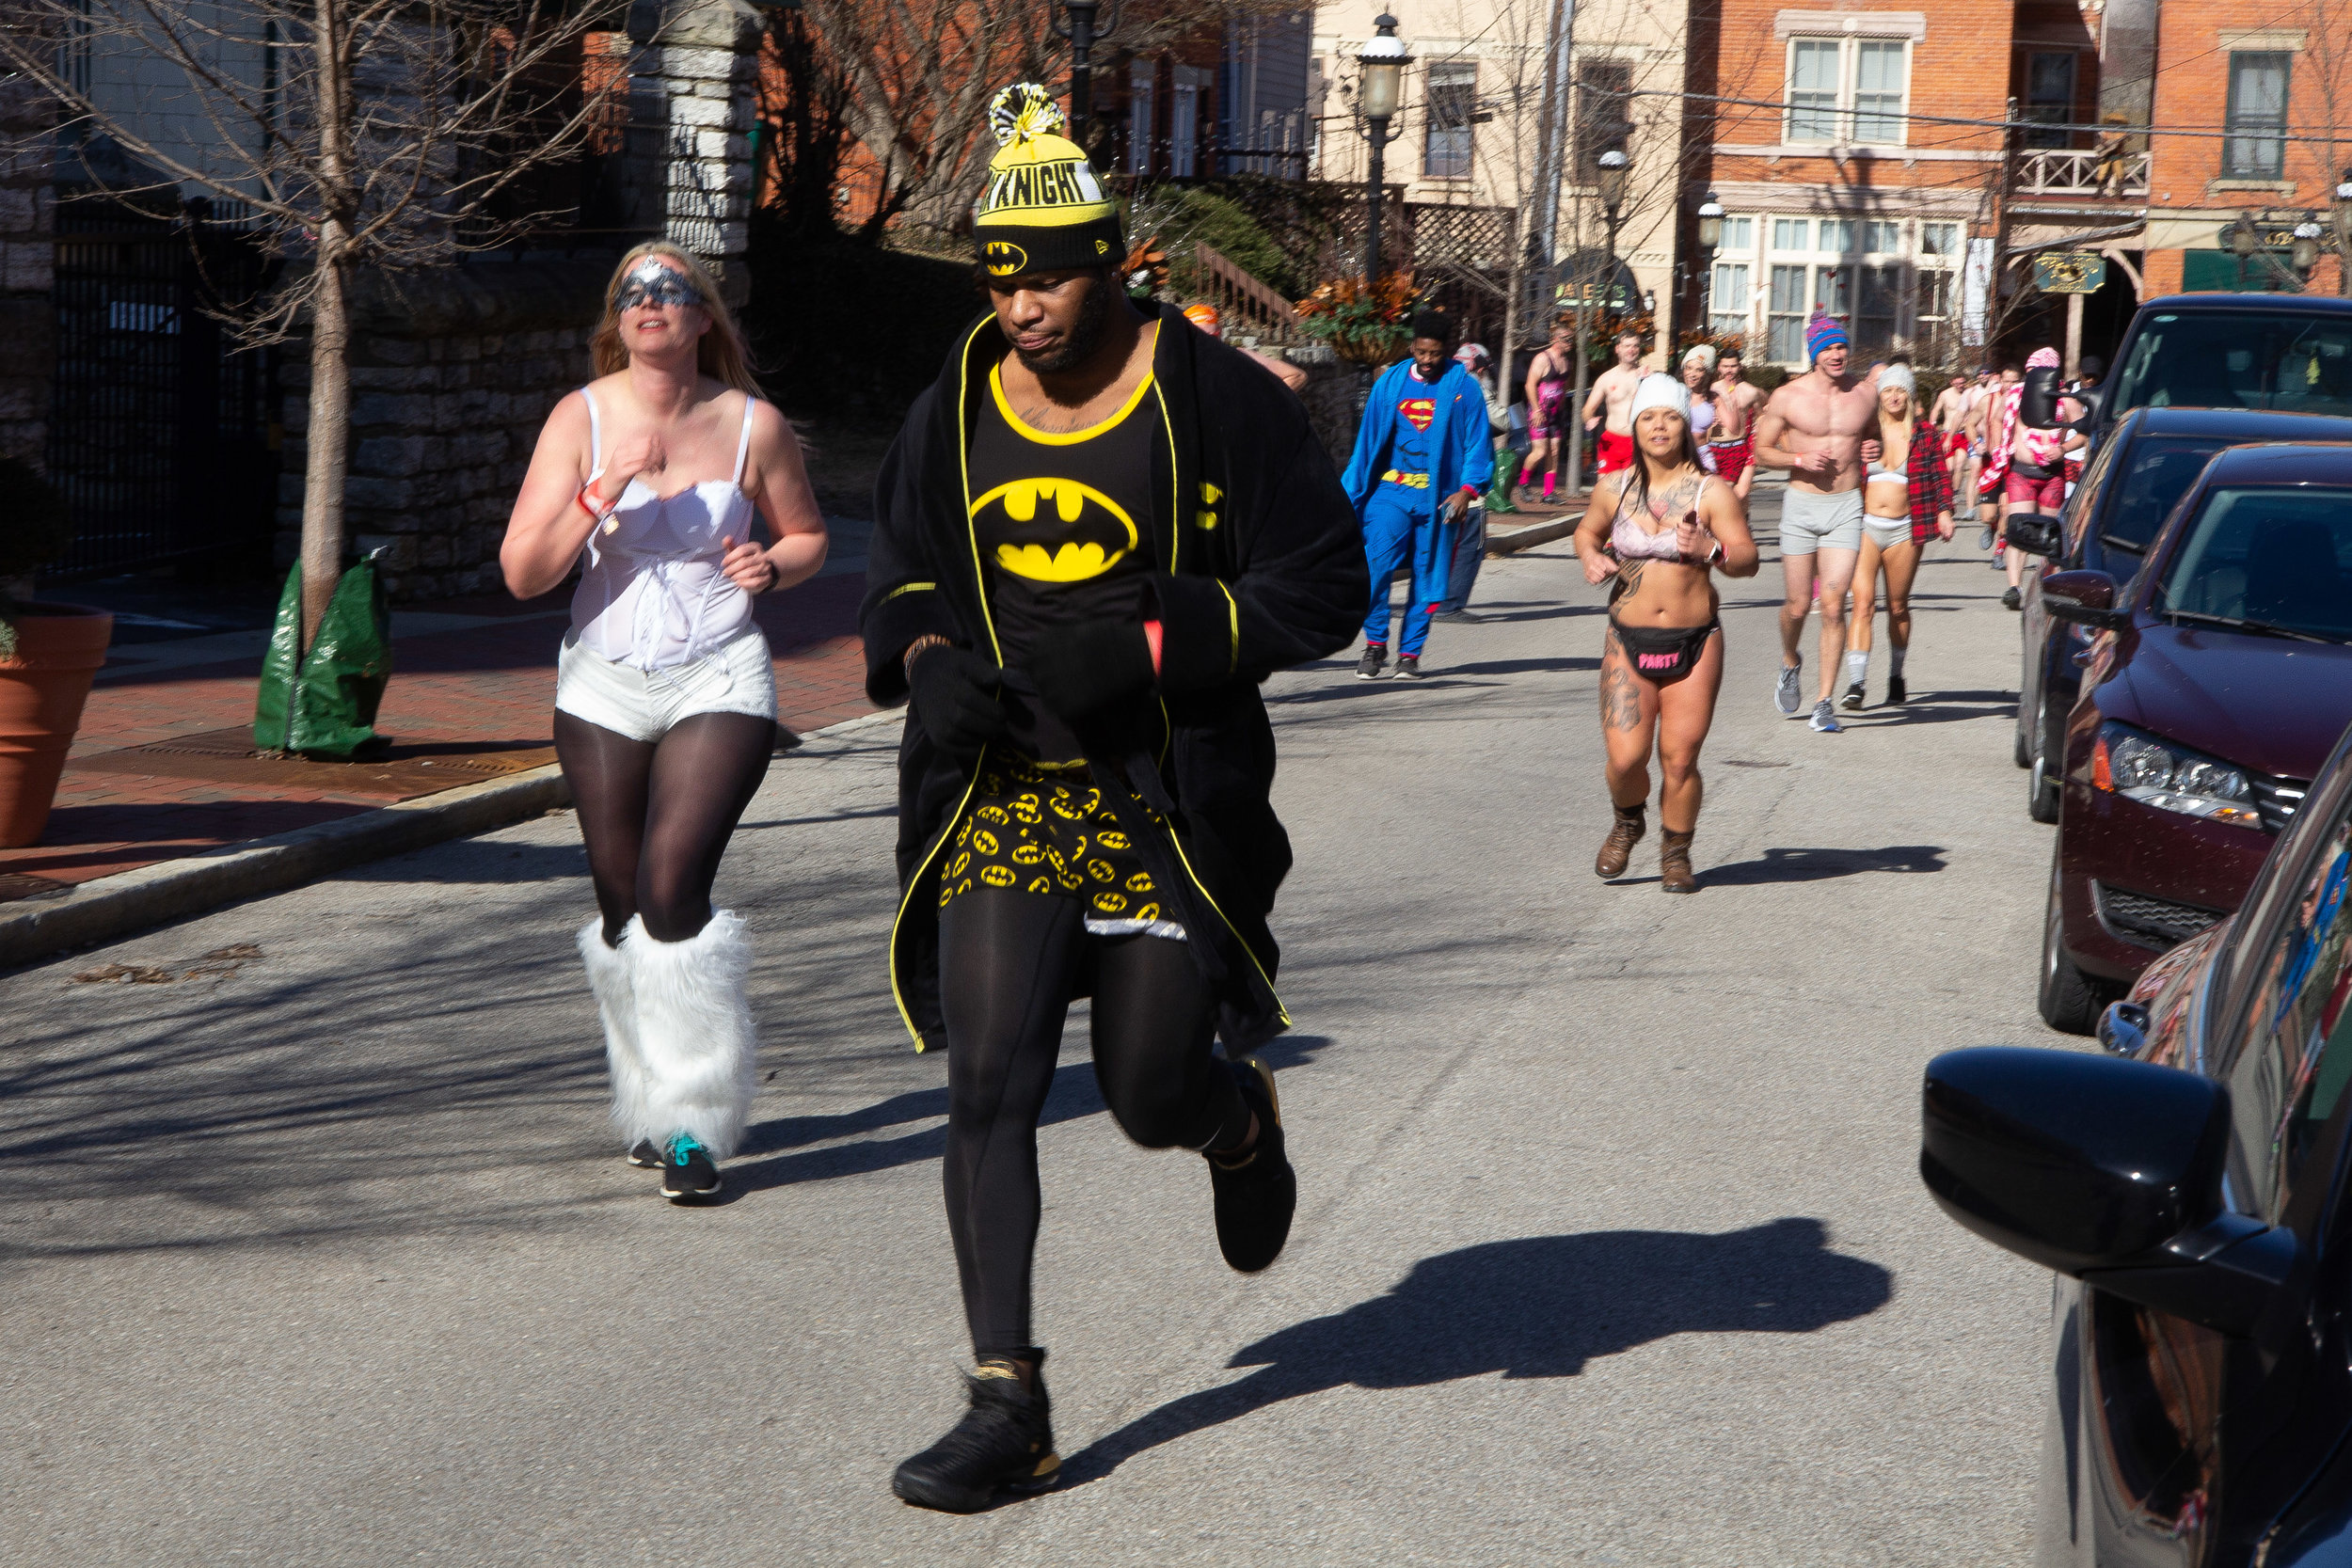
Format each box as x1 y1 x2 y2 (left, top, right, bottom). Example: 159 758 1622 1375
1778 486 1864 555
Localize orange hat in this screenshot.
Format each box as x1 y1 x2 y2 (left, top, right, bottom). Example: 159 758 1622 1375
1182 302 1221 337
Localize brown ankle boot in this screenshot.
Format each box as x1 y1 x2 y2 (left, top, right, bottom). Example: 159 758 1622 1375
1660 829 1697 894
1596 803 1646 879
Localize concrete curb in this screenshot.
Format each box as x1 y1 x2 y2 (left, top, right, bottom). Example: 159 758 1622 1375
0 707 910 972
1485 516 1580 555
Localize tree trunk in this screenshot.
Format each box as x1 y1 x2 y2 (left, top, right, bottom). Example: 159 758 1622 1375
301 0 351 653
300 242 351 651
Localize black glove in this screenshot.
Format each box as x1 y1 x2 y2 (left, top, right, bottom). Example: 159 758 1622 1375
906 644 1008 759
1021 619 1155 723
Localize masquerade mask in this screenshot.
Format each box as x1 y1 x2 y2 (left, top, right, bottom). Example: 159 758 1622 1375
615 260 705 312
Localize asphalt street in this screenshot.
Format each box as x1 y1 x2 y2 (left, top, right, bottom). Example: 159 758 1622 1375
5 484 2065 1566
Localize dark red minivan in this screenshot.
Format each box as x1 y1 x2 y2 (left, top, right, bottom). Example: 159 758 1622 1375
2040 441 2352 1031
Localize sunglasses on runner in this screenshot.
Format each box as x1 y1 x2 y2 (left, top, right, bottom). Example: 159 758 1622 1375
615 261 706 312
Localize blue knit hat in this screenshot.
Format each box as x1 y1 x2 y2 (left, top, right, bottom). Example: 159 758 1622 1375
1804 308 1849 362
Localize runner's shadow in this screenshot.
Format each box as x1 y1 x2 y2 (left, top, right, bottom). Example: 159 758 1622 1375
1439 657 1601 676
721 1036 1337 1196
1698 844 1947 885
1058 1217 1890 1486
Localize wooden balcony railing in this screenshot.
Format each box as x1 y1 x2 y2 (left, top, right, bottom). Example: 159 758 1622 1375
2013 147 2151 198
1192 241 1307 346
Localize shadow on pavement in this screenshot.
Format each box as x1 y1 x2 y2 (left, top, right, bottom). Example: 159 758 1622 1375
1435 657 1602 677
1698 844 1947 885
721 1036 1336 1198
1060 1217 1892 1484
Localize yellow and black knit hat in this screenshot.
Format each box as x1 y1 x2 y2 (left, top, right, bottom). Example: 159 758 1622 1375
973 83 1124 278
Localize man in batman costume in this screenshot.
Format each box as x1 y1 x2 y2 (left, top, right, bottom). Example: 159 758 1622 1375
859 84 1365 1512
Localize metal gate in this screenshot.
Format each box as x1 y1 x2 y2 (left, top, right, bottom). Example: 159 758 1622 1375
46 192 279 578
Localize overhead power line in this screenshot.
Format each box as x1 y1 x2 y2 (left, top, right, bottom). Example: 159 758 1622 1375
1630 86 2352 148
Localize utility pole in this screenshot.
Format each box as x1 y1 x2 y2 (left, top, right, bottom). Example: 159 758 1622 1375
1529 0 1579 494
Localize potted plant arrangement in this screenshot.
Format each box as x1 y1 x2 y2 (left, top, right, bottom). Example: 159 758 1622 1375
1294 273 1419 366
0 458 113 848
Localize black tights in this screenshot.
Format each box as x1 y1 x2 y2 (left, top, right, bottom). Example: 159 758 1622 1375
938 888 1250 1359
554 709 775 944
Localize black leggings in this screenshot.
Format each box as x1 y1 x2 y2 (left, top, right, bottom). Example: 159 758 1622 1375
938 887 1251 1359
554 709 775 944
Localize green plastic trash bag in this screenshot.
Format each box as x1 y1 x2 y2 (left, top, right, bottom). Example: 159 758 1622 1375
253 552 392 759
1484 470 1520 515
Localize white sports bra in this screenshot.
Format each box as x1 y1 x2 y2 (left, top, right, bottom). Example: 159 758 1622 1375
569 387 760 672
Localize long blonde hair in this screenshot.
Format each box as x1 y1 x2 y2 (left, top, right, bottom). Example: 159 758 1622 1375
590 242 758 393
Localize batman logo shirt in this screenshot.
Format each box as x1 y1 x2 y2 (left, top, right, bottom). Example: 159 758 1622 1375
967 356 1165 763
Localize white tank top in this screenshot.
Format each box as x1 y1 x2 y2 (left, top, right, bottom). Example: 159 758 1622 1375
570 387 760 672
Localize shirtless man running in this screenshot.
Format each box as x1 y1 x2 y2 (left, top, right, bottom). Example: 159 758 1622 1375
1581 330 1647 479
1708 348 1764 501
1751 309 1882 734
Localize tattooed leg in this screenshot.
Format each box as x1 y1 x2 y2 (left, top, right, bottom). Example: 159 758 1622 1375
1599 630 1661 809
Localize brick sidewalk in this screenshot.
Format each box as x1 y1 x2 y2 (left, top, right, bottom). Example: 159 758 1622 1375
0 574 874 903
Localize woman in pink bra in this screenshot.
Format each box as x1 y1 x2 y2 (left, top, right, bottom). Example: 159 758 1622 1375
1571 372 1758 892
500 244 828 1201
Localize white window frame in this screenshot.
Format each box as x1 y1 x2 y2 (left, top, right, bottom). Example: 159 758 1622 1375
1782 36 1910 147
1422 60 1477 181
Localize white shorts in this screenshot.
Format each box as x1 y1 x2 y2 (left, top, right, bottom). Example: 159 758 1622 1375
555 626 776 743
1778 486 1865 556
1861 514 1913 551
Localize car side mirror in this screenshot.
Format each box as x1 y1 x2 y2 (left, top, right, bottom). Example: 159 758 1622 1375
2007 515 2060 558
1921 1047 2303 1340
2021 373 2104 433
2042 567 2130 630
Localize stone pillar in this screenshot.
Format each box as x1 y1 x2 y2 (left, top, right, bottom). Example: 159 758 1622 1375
0 76 56 468
626 0 760 308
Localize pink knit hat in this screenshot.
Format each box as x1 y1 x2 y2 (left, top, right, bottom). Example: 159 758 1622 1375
2026 346 2061 370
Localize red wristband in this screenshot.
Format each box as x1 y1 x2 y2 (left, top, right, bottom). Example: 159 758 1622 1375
1143 620 1163 677
576 484 607 522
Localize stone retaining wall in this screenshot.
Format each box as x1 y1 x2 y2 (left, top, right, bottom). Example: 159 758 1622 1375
274 257 614 600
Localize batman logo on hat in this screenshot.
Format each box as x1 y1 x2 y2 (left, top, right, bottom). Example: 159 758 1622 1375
983 240 1028 277
972 478 1138 583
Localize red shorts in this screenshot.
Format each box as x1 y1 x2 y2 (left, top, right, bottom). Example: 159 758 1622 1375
1946 431 1970 458
2005 470 2065 510
1707 436 1753 485
1596 431 1635 475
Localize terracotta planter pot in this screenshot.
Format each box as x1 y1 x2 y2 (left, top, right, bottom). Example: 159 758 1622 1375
0 603 115 848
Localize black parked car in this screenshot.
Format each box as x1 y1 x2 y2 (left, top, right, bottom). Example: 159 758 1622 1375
2043 292 2352 442
2017 408 2352 822
1923 712 2352 1566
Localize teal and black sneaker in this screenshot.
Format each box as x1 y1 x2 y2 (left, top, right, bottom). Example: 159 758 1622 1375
660 1132 721 1201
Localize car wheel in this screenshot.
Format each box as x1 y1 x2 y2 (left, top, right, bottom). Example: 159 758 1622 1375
2014 712 2032 768
2027 690 2061 823
2040 850 2115 1035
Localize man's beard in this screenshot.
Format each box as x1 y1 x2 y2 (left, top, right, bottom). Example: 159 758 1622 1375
1012 275 1115 374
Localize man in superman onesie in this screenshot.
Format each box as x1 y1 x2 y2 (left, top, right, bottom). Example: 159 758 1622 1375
1344 312 1495 679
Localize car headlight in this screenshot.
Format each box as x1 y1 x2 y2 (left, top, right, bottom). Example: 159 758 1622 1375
2091 721 2264 829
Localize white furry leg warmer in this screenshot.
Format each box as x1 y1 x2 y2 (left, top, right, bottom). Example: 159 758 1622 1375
624 911 757 1160
579 919 649 1148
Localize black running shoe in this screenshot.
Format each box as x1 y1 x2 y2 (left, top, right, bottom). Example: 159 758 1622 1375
1396 654 1425 679
660 1133 721 1201
1207 1056 1296 1273
2002 586 2023 610
892 1360 1059 1513
1886 674 1908 705
1355 644 1388 680
628 1139 660 1168
1839 681 1865 711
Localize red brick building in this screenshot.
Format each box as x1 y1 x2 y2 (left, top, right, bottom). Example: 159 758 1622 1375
1683 0 2015 370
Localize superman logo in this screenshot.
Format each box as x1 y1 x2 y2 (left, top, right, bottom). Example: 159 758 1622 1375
972 478 1139 582
1399 397 1436 432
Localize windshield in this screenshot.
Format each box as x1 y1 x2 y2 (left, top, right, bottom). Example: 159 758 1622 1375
2103 435 2233 550
2113 312 2352 418
2154 485 2352 641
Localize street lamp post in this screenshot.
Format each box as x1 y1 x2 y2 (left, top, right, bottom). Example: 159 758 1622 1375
2230 213 2261 292
1694 189 1724 338
1051 0 1123 142
2293 212 2325 277
1356 13 1411 283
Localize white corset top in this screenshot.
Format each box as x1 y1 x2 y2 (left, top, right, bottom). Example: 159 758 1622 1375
570 387 759 671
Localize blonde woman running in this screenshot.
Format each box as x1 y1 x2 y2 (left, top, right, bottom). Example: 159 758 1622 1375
1841 365 1953 709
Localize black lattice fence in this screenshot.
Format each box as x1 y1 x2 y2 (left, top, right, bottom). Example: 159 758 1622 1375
47 192 278 578
1409 202 1516 351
